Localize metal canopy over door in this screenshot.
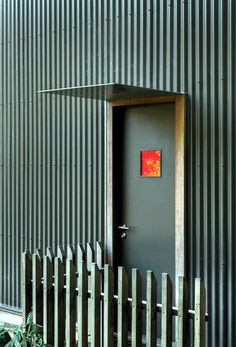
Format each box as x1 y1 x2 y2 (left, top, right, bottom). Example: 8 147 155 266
113 103 176 290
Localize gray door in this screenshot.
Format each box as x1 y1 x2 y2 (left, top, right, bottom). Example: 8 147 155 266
113 103 175 293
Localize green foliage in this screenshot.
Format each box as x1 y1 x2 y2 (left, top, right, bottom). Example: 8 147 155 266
0 327 11 346
0 313 53 347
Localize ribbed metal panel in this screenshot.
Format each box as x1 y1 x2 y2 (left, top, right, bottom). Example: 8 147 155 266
0 0 105 309
0 1 235 345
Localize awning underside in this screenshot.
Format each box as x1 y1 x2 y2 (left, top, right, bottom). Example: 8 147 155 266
38 83 181 101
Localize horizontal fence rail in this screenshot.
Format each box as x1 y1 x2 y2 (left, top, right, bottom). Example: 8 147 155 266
21 242 207 346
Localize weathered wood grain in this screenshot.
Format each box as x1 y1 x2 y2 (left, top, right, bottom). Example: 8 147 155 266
177 276 188 347
54 248 65 347
32 249 43 325
194 278 206 347
43 248 54 345
104 264 114 347
131 269 142 347
90 263 101 347
77 260 88 347
146 271 157 347
21 251 32 326
65 258 76 347
96 241 104 270
117 267 128 347
161 273 172 347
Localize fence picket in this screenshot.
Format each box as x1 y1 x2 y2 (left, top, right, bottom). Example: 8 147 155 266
117 267 128 347
91 263 101 347
104 264 114 347
194 278 206 347
32 249 43 325
21 244 207 347
43 248 54 345
96 241 104 270
21 251 32 325
65 258 76 347
54 248 65 347
87 242 95 272
177 276 188 347
131 269 142 347
77 243 85 262
96 241 104 346
67 244 76 263
161 273 172 347
146 271 157 347
78 261 88 347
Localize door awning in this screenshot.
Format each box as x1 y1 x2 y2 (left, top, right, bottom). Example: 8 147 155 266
38 83 181 101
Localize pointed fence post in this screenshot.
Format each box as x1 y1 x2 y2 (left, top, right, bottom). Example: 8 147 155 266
96 241 104 270
21 251 32 326
177 276 188 347
67 244 76 264
146 271 157 347
32 249 43 325
104 264 114 347
65 257 76 347
86 242 95 272
194 278 206 347
131 269 142 347
43 248 54 345
77 260 88 347
117 267 128 347
161 273 172 347
77 243 85 262
96 241 104 345
54 247 65 347
90 263 101 347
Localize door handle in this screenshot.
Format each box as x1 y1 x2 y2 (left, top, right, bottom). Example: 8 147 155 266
118 224 130 230
118 224 130 239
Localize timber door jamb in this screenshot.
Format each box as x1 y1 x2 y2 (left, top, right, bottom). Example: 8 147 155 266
105 95 186 280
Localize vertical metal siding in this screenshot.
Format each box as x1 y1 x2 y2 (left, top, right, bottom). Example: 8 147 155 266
0 0 235 345
0 0 105 309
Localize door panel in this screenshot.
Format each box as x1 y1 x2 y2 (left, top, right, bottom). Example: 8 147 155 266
113 103 175 296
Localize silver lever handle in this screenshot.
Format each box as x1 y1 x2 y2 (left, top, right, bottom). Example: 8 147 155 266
118 224 130 230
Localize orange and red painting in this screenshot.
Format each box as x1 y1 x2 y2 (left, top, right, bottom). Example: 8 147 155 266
141 150 161 177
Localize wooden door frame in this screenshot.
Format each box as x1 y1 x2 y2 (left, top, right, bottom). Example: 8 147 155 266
105 94 186 279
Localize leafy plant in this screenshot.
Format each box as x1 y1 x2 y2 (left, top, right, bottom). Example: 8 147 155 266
0 312 53 347
0 327 11 346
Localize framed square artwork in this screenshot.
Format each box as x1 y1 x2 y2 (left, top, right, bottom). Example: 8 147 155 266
140 149 161 177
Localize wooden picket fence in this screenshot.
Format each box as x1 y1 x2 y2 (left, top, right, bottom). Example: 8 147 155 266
21 242 207 347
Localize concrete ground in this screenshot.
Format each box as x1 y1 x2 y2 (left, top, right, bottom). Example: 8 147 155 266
0 309 22 325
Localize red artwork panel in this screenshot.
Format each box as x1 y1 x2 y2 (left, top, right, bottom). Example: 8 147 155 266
140 150 161 177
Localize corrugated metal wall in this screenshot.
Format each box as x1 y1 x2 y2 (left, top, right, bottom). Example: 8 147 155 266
0 0 235 345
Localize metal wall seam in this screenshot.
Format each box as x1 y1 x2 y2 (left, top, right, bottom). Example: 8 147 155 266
202 0 211 344
227 0 236 343
0 0 3 308
209 2 217 344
